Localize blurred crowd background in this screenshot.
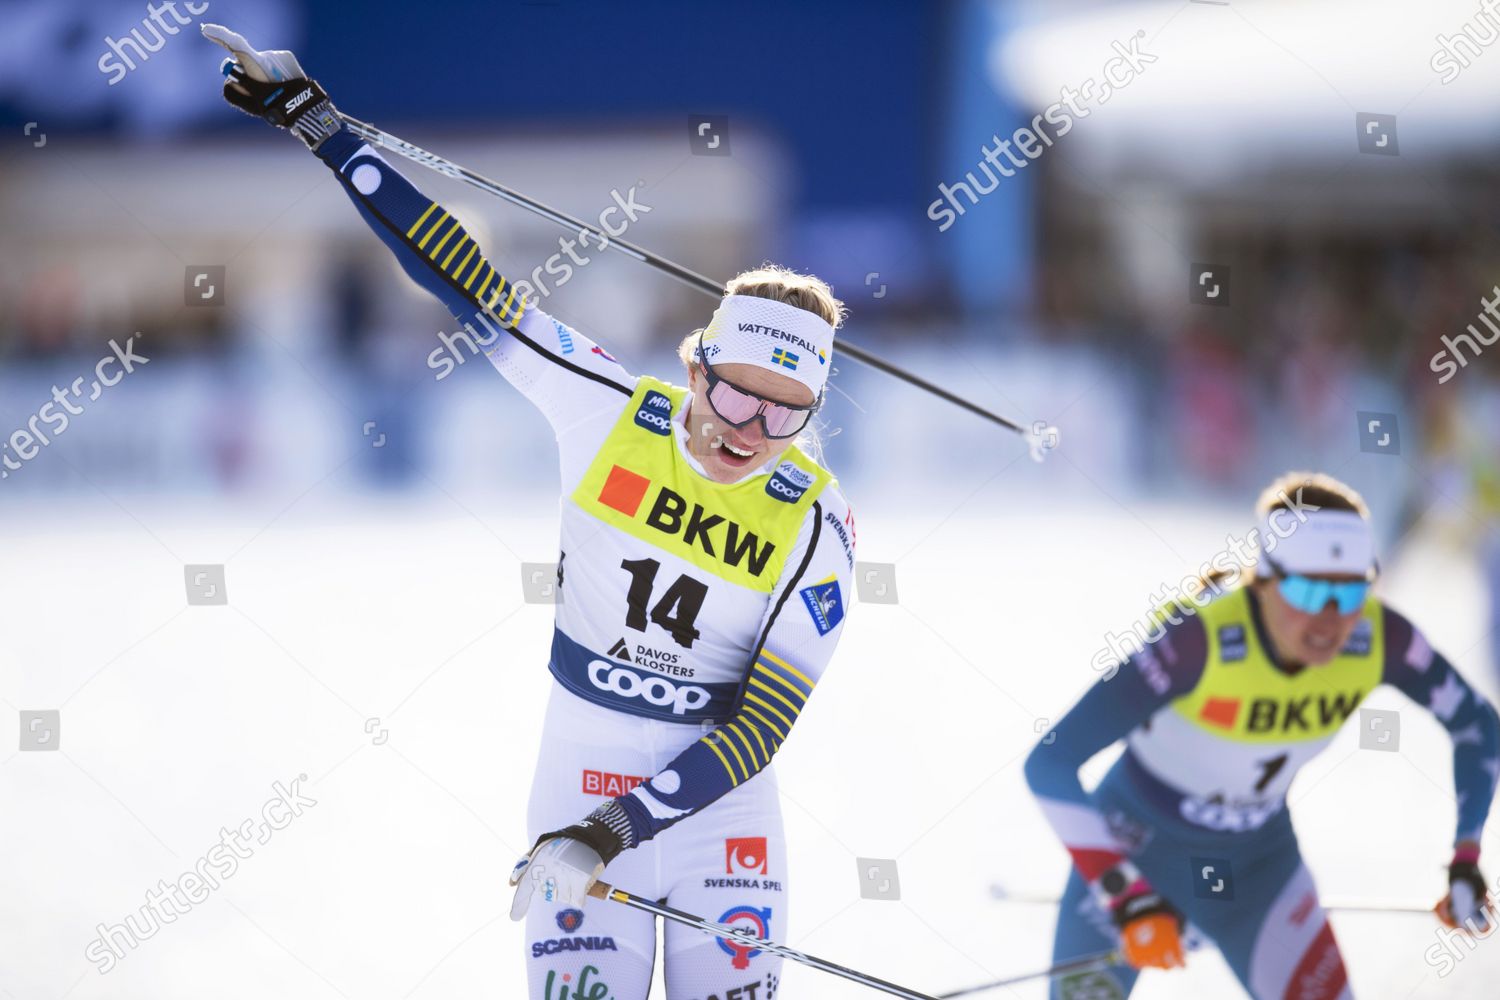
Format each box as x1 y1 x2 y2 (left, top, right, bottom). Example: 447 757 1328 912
1 0 1498 603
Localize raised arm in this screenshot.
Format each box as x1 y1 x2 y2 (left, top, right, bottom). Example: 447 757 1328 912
312 132 636 416
203 24 635 455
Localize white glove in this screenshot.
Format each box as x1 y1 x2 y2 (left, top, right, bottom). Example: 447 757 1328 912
200 24 342 150
201 23 307 86
508 836 605 921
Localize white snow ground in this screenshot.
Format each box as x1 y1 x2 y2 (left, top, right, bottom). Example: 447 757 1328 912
2 488 1498 1000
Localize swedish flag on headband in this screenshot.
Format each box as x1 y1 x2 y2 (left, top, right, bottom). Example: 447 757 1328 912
770 347 800 370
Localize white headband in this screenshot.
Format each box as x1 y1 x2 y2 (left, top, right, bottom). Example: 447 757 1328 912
1257 508 1375 578
698 294 835 397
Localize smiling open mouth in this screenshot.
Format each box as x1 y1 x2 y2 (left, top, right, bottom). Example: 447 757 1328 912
711 437 758 468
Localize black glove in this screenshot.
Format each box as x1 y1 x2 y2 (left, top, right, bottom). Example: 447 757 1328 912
201 24 341 150
1110 887 1180 928
531 798 637 866
1439 854 1491 930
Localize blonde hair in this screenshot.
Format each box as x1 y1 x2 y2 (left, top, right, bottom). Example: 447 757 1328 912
1197 471 1371 596
676 265 844 463
1255 470 1369 520
723 264 846 328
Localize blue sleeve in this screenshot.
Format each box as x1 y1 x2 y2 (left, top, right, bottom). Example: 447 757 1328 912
313 129 528 329
1382 606 1500 844
309 127 636 413
1024 613 1207 878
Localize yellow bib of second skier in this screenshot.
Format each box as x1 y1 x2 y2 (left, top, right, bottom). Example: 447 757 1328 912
1170 588 1384 744
570 376 832 592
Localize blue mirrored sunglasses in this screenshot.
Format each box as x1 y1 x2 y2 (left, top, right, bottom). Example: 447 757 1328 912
1276 573 1370 615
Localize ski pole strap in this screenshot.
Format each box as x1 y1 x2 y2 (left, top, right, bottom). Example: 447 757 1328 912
587 880 942 1000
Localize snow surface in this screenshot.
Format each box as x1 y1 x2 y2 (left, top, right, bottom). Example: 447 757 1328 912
3 489 1497 999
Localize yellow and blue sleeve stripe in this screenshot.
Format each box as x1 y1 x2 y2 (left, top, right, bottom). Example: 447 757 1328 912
700 648 811 784
611 646 819 844
314 129 527 330
402 198 526 327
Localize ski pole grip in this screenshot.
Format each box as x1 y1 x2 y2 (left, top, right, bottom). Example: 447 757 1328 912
588 879 615 901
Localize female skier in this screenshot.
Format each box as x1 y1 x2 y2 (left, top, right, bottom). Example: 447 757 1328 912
1025 471 1500 999
206 27 857 1000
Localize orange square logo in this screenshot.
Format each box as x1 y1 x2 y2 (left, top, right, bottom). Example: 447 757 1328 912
1200 696 1241 729
599 465 651 517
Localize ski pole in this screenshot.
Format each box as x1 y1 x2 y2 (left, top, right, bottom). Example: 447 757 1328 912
987 883 1438 916
937 930 1224 998
936 949 1122 997
954 888 1445 998
587 879 941 999
337 114 1060 461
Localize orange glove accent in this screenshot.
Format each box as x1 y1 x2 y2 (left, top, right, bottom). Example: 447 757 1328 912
1119 911 1187 970
1097 865 1188 972
1435 892 1494 931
